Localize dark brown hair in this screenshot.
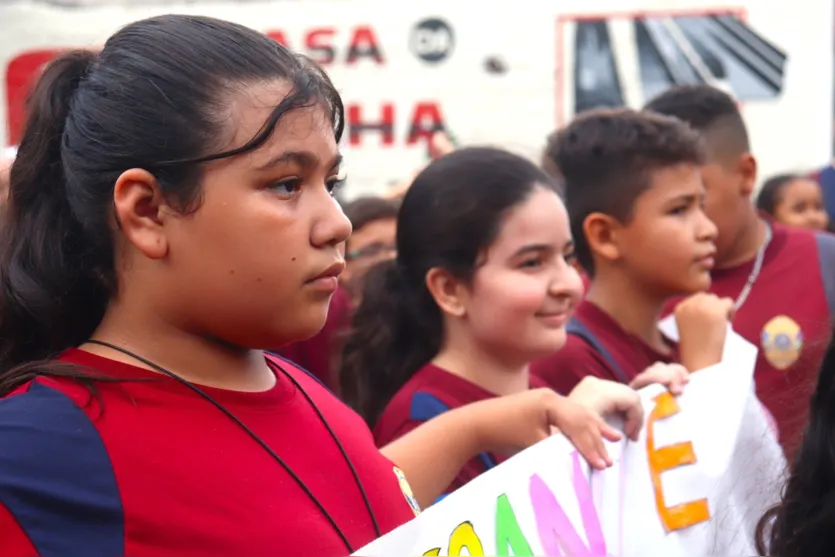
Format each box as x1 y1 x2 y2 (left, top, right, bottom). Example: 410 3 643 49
644 84 749 164
546 107 705 276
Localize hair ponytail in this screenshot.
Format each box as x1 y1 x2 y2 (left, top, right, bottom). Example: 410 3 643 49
340 259 442 426
0 50 110 388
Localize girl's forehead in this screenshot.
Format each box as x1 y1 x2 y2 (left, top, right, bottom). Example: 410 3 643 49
781 179 822 198
229 109 336 169
489 190 569 254
221 81 330 149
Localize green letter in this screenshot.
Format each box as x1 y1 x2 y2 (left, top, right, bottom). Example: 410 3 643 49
495 494 534 556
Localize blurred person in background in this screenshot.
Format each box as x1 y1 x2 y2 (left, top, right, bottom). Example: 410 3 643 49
757 172 830 232
341 196 399 302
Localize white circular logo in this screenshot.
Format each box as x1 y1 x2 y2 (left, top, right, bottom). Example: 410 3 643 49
410 18 455 63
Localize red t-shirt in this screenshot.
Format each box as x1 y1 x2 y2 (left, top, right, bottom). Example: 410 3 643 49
531 301 677 394
665 224 835 459
0 349 417 557
275 284 352 391
373 363 547 494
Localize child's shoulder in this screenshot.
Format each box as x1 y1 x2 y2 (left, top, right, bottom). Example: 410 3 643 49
0 379 121 543
0 378 96 430
531 331 612 395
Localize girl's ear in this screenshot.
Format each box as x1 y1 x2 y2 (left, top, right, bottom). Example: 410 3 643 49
112 168 169 259
425 267 467 318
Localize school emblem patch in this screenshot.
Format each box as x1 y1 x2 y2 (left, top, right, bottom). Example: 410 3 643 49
761 315 804 370
394 466 421 516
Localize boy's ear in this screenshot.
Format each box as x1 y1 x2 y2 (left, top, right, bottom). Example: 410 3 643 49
583 212 623 265
737 152 758 198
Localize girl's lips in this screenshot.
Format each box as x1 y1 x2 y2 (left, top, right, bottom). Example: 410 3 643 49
305 276 339 293
536 311 570 327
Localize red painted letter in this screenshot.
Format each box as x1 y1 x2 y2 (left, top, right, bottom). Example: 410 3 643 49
305 28 337 65
346 26 384 65
406 102 446 146
347 103 395 147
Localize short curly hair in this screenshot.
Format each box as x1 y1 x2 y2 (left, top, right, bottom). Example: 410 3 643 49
546 107 705 275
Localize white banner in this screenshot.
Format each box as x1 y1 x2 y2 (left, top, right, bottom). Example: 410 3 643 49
1 0 831 196
356 325 787 556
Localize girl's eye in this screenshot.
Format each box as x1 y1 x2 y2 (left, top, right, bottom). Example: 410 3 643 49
520 258 542 269
270 178 303 196
563 251 577 265
327 177 346 197
669 205 689 215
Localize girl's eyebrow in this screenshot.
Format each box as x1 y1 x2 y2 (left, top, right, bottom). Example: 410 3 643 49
255 150 343 172
513 244 551 257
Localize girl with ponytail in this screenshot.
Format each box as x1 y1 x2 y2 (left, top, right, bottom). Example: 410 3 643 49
341 147 674 494
0 16 645 557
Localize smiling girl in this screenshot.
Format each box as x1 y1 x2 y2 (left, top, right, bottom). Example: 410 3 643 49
341 148 667 493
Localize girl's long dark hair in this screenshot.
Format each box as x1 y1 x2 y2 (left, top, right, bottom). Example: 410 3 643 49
339 147 554 426
756 329 835 555
0 15 343 396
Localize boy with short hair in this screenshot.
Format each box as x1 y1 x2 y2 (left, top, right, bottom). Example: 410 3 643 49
532 108 732 394
645 85 835 458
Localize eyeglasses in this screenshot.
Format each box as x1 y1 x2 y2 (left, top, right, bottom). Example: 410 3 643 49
346 243 397 261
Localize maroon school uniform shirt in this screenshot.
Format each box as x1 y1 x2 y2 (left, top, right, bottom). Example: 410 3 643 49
275 284 352 391
531 301 678 394
373 363 547 494
664 224 835 459
0 349 417 557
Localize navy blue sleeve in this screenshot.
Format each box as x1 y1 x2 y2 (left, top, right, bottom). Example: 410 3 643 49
0 382 125 557
817 166 835 221
815 231 835 320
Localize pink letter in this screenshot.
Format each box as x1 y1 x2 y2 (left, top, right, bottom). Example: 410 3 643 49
529 452 608 556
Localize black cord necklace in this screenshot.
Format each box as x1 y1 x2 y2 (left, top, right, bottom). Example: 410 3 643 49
85 339 381 553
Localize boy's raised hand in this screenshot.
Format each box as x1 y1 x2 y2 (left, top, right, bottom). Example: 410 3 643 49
674 292 734 372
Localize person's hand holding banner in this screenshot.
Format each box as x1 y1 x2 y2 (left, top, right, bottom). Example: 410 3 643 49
469 379 642 471
629 362 690 395
358 323 784 557
566 376 644 441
